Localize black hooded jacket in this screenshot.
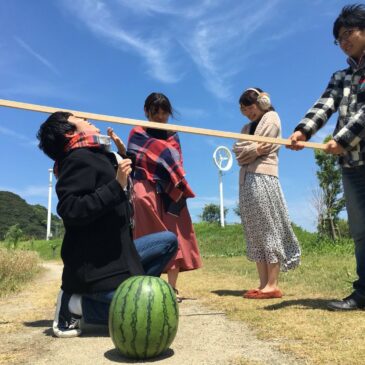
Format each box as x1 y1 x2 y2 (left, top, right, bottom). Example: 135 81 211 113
56 147 144 294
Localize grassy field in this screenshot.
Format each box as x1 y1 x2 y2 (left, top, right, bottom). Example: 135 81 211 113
180 223 361 365
0 223 361 364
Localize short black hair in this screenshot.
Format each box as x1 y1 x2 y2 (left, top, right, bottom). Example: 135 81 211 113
144 92 174 118
333 4 365 39
36 111 74 161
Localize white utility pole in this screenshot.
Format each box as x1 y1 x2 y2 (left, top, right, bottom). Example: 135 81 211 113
46 168 53 240
213 146 233 228
218 170 225 227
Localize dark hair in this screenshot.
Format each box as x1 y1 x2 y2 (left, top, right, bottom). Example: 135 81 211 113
333 4 365 39
239 87 275 111
36 111 74 161
239 87 263 106
144 92 174 118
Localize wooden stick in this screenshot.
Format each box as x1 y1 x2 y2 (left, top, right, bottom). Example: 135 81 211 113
0 99 326 149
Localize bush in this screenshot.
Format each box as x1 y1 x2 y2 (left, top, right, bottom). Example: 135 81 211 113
200 204 228 224
0 248 40 297
16 238 62 260
4 224 23 249
292 224 353 255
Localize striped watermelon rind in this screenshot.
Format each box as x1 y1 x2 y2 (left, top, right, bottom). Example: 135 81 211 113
109 276 179 359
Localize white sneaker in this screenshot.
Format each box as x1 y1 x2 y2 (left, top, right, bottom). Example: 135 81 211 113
53 290 82 338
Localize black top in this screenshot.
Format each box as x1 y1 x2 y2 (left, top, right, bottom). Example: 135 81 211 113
56 148 144 294
146 128 173 140
249 121 259 135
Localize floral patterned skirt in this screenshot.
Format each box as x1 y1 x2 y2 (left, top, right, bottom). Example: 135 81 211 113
239 172 301 271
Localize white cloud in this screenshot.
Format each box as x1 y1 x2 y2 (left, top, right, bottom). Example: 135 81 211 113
264 27 300 43
181 1 281 100
203 137 235 151
14 36 60 75
61 0 181 83
188 195 237 210
116 0 217 18
187 194 239 224
0 79 86 102
59 0 298 101
177 107 209 121
0 185 50 198
0 126 37 146
22 186 50 197
287 198 317 232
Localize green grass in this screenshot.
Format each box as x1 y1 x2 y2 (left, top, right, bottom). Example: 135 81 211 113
0 222 354 261
194 222 245 257
0 238 62 260
195 222 354 258
0 222 354 302
180 252 360 365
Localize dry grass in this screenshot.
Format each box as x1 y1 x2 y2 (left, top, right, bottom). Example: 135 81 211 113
0 263 60 365
177 254 364 365
0 248 40 297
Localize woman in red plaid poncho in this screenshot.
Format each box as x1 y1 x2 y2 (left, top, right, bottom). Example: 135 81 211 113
127 93 202 301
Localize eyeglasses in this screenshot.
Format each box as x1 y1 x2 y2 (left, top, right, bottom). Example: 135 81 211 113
334 28 356 46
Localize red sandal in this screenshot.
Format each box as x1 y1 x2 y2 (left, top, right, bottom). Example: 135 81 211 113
243 289 260 298
253 289 283 299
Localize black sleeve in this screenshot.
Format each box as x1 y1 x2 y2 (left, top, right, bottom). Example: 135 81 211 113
56 152 126 226
125 151 136 166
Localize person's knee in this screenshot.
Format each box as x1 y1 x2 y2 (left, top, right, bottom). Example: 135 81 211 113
162 231 178 253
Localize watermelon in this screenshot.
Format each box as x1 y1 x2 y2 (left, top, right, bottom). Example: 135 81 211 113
109 276 179 359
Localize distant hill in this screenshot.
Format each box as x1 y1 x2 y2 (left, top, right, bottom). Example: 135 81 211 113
0 191 63 240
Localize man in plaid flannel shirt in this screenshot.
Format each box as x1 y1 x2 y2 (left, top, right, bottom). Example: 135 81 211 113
289 4 365 311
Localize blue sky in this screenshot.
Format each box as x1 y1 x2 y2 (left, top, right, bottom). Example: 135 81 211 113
0 0 351 231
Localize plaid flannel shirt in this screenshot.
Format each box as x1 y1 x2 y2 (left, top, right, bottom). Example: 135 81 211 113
295 54 365 167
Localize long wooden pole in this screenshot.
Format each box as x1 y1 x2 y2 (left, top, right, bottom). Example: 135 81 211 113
0 99 325 149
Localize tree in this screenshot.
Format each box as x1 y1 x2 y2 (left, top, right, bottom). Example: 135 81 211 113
337 218 351 239
314 135 346 240
311 186 326 234
5 224 23 249
200 203 228 224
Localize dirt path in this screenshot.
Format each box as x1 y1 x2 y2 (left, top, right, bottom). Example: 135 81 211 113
0 262 302 365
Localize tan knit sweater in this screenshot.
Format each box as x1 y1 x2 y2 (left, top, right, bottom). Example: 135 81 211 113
233 111 281 184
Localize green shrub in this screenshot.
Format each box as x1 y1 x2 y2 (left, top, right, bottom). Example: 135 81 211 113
292 224 353 256
0 238 62 260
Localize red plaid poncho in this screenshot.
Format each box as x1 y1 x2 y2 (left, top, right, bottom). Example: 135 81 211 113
127 127 195 215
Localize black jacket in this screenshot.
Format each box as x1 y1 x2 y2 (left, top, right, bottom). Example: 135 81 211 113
56 147 144 294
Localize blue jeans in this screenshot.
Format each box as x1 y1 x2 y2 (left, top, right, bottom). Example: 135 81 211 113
342 166 365 302
81 231 177 325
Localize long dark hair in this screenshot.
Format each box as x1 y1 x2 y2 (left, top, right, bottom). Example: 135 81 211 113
144 92 174 118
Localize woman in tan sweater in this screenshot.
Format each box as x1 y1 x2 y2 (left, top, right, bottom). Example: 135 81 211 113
233 88 301 299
